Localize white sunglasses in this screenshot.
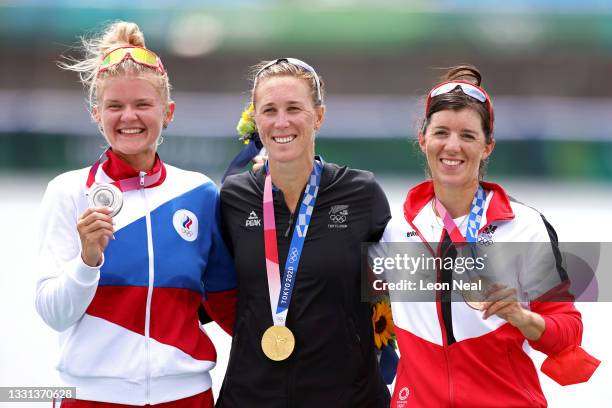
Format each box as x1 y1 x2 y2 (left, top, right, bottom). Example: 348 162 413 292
426 80 493 130
254 57 322 103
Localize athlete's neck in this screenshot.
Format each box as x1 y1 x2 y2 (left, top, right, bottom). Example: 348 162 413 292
433 180 479 219
268 155 315 213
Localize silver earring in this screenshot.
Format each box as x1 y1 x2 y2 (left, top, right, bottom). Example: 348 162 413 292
157 136 164 146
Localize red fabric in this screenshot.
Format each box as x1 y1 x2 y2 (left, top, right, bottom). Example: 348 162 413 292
541 345 601 385
60 389 213 407
403 180 514 226
202 288 237 336
86 286 217 361
86 286 148 335
149 288 217 361
393 324 547 407
103 148 166 188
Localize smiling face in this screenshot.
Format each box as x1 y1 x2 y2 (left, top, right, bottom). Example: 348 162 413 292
419 108 495 190
93 75 174 170
253 76 324 165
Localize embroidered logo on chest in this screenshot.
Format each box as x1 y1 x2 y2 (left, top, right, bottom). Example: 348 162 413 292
173 209 198 242
245 210 262 227
328 204 349 229
478 225 497 246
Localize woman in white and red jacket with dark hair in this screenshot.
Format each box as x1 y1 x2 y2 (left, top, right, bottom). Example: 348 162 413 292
379 65 599 407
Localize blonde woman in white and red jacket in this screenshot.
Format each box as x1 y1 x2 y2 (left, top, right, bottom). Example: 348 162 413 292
35 22 236 407
380 65 599 407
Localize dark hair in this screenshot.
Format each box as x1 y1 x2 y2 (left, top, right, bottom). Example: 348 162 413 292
420 64 495 180
421 64 494 143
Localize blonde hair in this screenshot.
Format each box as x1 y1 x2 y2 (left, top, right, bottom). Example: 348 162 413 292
249 60 325 107
59 21 171 112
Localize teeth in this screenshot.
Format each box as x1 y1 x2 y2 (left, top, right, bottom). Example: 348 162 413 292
273 135 296 144
442 159 461 166
119 128 143 134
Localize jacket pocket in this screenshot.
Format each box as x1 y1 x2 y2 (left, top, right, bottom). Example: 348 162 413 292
506 345 539 407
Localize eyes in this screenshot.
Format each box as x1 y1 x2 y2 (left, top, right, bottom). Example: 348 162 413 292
104 101 155 110
431 128 478 141
261 105 303 115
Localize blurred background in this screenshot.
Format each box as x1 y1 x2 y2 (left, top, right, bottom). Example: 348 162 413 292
0 1 610 407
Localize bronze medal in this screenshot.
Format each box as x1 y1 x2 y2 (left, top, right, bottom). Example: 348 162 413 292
261 325 295 361
463 276 494 311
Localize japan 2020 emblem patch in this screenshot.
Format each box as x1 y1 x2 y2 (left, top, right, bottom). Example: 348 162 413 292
173 209 198 242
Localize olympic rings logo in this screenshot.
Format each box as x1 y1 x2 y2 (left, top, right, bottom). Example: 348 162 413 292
330 214 347 223
288 247 299 263
478 236 493 246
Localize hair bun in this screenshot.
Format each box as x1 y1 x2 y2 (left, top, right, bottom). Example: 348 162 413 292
442 64 482 86
99 21 146 55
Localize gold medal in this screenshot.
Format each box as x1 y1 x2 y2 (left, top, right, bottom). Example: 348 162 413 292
261 325 295 361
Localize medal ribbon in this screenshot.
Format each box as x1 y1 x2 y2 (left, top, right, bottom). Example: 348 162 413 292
434 185 486 245
85 149 163 190
263 160 322 326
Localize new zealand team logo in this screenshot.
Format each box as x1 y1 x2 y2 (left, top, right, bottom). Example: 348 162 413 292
173 209 199 242
328 205 349 229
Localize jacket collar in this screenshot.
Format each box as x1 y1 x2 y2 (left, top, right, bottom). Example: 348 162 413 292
403 179 514 227
101 148 166 188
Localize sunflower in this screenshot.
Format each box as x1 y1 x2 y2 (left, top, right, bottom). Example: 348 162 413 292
372 300 395 349
236 103 257 140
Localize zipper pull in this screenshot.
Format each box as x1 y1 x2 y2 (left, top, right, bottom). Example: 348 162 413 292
139 171 146 188
284 213 294 237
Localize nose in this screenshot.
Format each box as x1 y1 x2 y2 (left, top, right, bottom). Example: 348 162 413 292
443 133 461 153
120 105 138 122
273 111 290 129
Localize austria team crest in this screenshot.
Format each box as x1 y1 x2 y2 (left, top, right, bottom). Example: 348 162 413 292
173 209 198 242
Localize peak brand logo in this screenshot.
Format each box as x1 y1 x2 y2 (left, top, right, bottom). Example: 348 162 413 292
328 204 349 229
245 210 262 227
173 209 198 241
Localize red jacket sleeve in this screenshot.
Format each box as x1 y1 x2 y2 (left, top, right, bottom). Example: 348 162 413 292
202 288 237 336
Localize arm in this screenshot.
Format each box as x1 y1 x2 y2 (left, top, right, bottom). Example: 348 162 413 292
35 178 112 332
200 185 237 336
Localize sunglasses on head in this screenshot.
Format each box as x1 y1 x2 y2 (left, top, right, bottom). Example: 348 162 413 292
426 80 493 131
254 57 322 103
98 46 166 77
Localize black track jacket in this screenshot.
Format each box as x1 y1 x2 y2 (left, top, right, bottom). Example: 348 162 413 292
217 162 391 408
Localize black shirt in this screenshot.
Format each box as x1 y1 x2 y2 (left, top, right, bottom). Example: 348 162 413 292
217 162 391 408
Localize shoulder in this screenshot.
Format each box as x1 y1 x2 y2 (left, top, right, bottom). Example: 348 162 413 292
164 164 219 197
322 162 382 194
499 194 557 242
221 170 259 201
165 164 216 188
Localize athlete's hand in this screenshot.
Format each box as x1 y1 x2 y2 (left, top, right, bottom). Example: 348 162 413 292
481 283 544 341
77 207 115 267
252 155 267 172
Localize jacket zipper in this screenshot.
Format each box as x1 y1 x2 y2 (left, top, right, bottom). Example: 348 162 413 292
435 229 454 408
142 183 155 403
284 212 294 238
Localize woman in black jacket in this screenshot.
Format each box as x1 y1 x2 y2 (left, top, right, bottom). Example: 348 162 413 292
217 58 391 408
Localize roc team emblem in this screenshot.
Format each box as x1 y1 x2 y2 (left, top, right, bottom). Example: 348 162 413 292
173 209 198 241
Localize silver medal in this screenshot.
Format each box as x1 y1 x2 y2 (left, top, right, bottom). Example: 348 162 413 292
88 183 123 217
